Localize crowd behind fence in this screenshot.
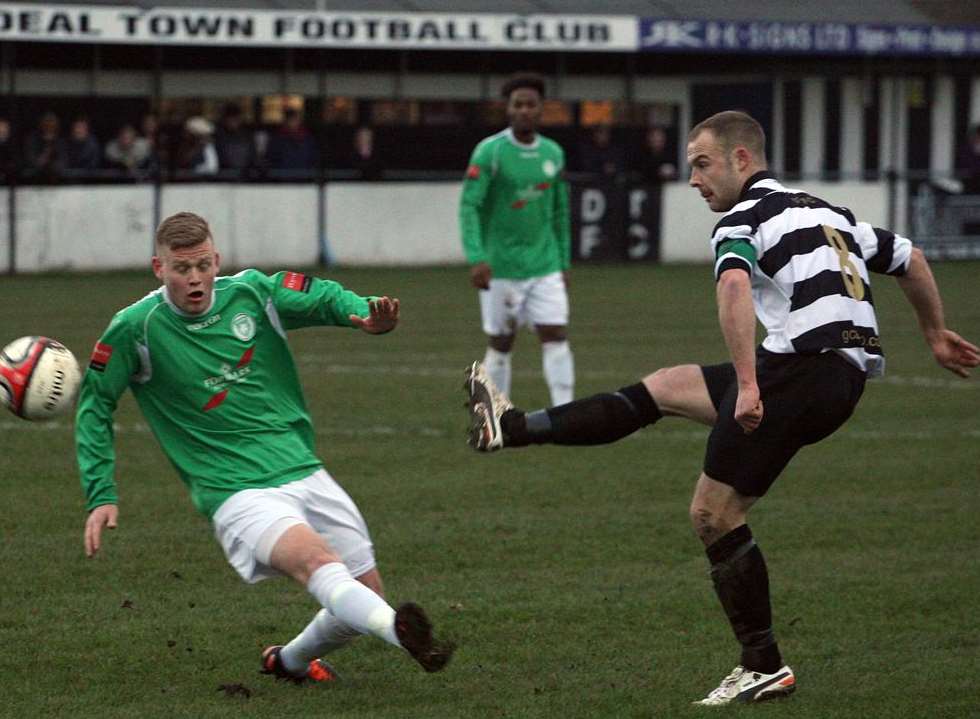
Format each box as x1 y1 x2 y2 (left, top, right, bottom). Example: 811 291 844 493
0 103 682 187
2 105 980 265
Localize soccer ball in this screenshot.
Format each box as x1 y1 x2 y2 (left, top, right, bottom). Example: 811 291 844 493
0 336 82 421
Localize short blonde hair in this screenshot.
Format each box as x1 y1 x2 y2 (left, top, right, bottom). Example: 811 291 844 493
689 111 767 164
155 211 211 250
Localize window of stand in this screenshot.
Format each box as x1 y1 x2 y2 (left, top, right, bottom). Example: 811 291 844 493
260 95 306 125
155 96 258 125
540 100 574 127
579 101 678 129
369 100 419 126
322 97 358 125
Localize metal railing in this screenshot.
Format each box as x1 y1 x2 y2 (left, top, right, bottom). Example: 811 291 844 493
908 176 980 260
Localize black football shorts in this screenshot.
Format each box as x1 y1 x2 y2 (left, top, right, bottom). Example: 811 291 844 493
700 349 866 497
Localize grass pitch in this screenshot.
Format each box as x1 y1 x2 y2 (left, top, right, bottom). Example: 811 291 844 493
1 262 978 718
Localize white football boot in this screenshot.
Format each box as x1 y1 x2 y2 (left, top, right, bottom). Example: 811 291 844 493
464 361 514 452
694 664 796 706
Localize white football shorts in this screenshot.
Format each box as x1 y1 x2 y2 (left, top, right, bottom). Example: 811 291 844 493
479 271 569 336
212 468 376 584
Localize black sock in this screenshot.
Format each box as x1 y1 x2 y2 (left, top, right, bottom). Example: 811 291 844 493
501 382 661 447
706 525 783 674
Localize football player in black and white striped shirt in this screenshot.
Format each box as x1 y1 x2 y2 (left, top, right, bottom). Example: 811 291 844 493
464 110 979 705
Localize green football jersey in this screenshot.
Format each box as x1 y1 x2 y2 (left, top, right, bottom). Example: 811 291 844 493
459 128 571 279
76 269 371 519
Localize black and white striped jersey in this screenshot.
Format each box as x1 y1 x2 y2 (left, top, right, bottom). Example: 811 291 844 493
711 172 912 377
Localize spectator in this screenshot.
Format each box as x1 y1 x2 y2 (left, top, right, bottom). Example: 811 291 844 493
0 117 17 183
956 123 980 194
350 126 383 181
23 111 67 183
214 103 256 178
576 124 626 180
176 116 219 177
266 108 318 177
635 125 677 184
140 112 164 173
65 116 102 174
104 123 154 179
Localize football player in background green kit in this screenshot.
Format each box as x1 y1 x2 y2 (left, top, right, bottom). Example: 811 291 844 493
76 211 453 683
459 72 574 405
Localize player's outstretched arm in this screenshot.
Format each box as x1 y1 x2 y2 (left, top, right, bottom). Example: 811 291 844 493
349 296 400 334
896 248 980 378
84 504 118 558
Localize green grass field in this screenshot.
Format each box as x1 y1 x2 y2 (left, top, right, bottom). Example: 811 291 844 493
1 262 978 718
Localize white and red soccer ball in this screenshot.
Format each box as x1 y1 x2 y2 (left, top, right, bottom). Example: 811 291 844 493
0 336 82 421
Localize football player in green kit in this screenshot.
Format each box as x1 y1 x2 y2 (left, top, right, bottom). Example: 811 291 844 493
76 212 453 683
459 72 574 406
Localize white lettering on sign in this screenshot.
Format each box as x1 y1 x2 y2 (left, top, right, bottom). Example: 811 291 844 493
0 4 636 52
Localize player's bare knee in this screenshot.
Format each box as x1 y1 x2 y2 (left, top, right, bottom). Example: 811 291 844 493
643 366 684 412
689 486 731 537
689 502 713 530
294 546 342 584
690 505 726 545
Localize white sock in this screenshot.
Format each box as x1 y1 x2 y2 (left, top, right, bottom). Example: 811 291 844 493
280 608 361 674
306 562 400 649
542 340 574 405
483 346 512 397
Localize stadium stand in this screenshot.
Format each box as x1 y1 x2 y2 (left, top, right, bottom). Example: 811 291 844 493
2 0 980 269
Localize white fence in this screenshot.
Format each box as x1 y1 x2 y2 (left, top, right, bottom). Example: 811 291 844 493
325 182 463 265
12 186 153 272
0 180 892 272
161 184 321 268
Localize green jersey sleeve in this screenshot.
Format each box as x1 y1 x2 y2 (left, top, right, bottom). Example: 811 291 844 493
459 141 494 265
267 271 372 329
76 313 140 512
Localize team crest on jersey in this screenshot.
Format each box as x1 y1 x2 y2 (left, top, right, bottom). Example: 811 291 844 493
466 164 481 180
231 313 256 342
542 159 557 177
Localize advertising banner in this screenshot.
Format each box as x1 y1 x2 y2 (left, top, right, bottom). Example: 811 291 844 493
571 182 661 263
0 4 636 51
640 18 980 57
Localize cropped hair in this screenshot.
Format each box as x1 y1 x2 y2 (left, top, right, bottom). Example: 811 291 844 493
501 72 546 100
155 211 212 250
689 111 767 163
